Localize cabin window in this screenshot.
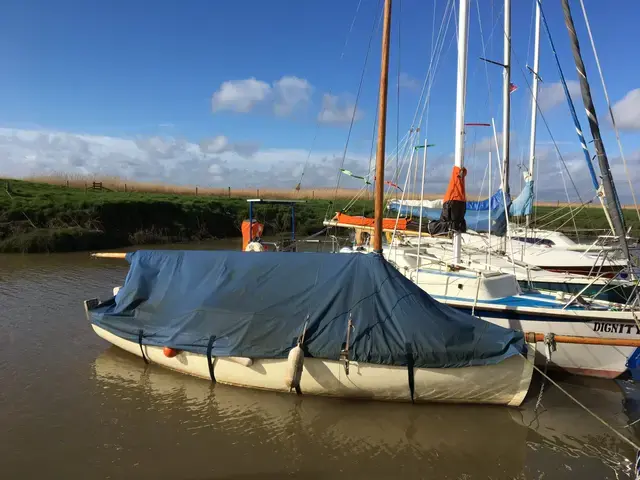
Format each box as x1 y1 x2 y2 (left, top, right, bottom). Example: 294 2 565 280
512 236 555 247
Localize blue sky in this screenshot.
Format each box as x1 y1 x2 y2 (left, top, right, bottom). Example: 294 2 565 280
1 0 639 202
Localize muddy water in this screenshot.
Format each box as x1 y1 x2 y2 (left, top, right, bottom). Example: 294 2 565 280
1 241 639 479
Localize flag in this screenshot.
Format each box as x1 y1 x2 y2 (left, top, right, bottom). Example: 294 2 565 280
509 82 518 94
340 168 370 184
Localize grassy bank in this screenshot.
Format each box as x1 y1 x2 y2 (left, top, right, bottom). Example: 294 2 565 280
2 178 639 253
0 178 373 253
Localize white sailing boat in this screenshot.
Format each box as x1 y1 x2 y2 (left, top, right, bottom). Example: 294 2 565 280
325 0 640 379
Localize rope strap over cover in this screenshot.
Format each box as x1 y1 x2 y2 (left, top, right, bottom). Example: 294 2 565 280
207 335 217 383
405 343 415 404
138 329 149 364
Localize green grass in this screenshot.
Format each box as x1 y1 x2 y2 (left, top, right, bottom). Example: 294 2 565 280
1 178 637 253
527 204 640 239
0 178 372 253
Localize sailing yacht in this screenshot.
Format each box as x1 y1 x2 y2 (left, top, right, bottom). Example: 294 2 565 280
326 0 640 379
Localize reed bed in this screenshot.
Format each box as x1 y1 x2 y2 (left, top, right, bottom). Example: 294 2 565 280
22 173 640 209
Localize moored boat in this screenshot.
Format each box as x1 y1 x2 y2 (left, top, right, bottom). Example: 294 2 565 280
85 250 535 406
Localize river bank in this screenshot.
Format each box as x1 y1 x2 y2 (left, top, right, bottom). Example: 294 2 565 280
0 178 373 253
2 178 638 253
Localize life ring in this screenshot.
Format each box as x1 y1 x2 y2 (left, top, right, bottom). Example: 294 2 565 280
245 241 265 252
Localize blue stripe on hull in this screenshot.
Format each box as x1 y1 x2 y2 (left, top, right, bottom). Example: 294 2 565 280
450 303 635 326
451 304 577 323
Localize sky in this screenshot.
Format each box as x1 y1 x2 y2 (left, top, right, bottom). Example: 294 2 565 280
1 0 639 203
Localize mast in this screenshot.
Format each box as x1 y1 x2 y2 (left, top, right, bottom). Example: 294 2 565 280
501 0 512 198
559 0 630 263
373 0 392 253
526 0 541 228
452 0 470 264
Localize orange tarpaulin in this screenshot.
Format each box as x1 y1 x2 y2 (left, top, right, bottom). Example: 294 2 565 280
443 166 467 203
335 212 408 230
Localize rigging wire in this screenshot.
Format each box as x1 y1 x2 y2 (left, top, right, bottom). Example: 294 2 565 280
333 0 384 201
403 0 455 204
377 0 456 212
556 151 581 241
407 0 455 132
578 0 640 224
296 0 364 191
393 0 403 199
521 353 640 453
507 34 585 207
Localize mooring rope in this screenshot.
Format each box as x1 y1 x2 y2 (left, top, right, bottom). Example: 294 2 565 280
520 351 640 453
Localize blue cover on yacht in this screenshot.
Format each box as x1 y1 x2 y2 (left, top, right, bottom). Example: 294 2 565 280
88 250 524 368
509 180 534 217
388 190 509 235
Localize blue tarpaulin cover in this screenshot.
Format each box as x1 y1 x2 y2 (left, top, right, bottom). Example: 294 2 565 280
89 250 524 368
387 190 510 236
509 180 534 217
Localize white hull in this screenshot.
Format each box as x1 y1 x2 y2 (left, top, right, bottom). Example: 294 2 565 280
416 233 627 274
409 274 640 379
471 313 635 378
91 324 535 406
345 245 640 378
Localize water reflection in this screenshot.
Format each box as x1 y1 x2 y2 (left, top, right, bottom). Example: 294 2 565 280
2 244 639 479
93 347 638 479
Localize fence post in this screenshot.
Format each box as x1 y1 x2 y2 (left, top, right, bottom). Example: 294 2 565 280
195 186 198 196
85 182 87 194
124 183 127 193
257 189 260 197
66 180 69 188
312 190 315 199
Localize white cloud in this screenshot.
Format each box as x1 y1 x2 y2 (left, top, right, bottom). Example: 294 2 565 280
398 72 420 90
611 88 640 131
199 135 259 157
208 164 223 175
467 132 516 154
317 94 363 125
211 76 312 116
0 127 369 190
272 76 312 116
537 80 581 112
211 78 271 113
6 126 633 202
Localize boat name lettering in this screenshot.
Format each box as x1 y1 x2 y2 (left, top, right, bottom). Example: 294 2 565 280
591 322 639 335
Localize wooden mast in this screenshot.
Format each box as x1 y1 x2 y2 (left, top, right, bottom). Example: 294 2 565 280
373 0 392 253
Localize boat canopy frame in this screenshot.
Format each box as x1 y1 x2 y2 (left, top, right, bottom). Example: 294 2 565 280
246 199 307 244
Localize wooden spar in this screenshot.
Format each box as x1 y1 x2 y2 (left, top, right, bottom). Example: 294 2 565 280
373 0 392 253
91 252 127 259
525 332 640 348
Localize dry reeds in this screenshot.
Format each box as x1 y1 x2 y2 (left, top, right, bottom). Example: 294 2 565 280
25 173 361 200
21 173 637 209
25 173 437 201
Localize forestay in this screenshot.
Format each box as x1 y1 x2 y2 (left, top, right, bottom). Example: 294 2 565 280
89 250 525 368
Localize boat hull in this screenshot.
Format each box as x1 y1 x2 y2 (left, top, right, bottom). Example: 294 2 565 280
448 304 637 379
91 324 535 407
